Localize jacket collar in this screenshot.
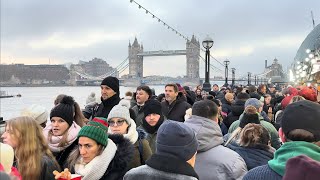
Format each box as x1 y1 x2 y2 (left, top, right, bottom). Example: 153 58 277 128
146 154 199 179
101 95 120 107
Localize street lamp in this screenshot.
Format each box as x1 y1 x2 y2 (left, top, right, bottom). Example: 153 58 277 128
231 68 236 87
247 72 251 86
202 36 214 92
224 59 230 87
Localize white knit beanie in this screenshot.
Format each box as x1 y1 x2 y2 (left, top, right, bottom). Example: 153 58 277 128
21 104 48 125
107 100 131 125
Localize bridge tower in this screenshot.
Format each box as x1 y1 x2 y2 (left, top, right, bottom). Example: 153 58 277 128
128 37 143 78
186 35 200 79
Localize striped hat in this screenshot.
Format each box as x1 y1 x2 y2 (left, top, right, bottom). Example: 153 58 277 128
78 117 109 147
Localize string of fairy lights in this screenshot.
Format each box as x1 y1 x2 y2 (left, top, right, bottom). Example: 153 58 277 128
128 0 226 73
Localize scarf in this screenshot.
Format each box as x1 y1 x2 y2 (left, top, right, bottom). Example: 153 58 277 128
75 139 117 180
43 122 81 152
141 115 164 134
268 141 320 176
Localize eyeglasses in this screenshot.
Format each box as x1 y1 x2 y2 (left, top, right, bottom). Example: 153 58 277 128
108 119 126 127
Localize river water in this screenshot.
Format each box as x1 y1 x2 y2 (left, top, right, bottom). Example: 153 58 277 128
0 86 167 120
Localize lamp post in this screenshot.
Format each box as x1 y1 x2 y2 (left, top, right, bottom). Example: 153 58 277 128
231 68 236 87
247 72 251 86
254 75 257 85
224 59 230 87
202 36 214 92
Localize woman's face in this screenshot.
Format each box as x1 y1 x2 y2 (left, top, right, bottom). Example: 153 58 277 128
109 118 129 134
1 125 19 149
145 113 160 126
78 137 101 164
196 89 201 95
50 117 69 136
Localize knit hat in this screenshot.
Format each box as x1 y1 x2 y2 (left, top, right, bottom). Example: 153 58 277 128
239 108 261 128
298 87 317 102
0 143 14 173
21 104 48 125
281 100 320 141
50 96 75 126
78 117 109 147
143 99 162 117
101 76 119 94
107 100 131 125
236 92 250 100
283 155 320 180
245 98 263 110
176 83 185 92
156 120 198 161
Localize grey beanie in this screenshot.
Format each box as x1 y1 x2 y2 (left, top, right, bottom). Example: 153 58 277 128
107 99 131 125
245 98 263 110
156 120 198 161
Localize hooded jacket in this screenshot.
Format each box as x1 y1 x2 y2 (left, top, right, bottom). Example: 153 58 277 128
124 154 199 180
184 115 247 180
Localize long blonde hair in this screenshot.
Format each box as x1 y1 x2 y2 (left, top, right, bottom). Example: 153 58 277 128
5 116 60 180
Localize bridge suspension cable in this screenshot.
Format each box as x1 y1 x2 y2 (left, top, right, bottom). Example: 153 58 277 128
128 0 226 68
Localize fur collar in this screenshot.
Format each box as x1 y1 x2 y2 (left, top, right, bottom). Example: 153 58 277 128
146 154 199 179
102 134 134 178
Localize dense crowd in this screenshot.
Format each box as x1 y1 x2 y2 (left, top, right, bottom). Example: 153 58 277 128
0 76 319 180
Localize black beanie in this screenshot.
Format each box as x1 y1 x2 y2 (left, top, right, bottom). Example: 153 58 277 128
143 99 162 116
50 96 75 126
239 113 260 128
101 76 119 94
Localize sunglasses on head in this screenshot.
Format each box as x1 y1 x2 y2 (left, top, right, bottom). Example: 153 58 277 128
108 119 126 127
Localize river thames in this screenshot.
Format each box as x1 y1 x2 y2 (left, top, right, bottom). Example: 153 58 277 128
0 86 167 120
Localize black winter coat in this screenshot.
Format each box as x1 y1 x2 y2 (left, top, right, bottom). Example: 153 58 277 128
94 95 120 119
100 135 134 180
227 143 274 170
161 93 191 122
224 100 246 129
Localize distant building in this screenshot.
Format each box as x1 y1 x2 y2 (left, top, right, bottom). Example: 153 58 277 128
264 58 287 82
82 58 118 78
0 64 69 85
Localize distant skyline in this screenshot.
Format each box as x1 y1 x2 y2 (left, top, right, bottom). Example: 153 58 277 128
1 0 319 78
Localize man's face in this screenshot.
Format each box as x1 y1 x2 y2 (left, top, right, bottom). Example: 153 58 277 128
136 90 150 104
212 85 219 91
261 86 267 94
101 85 116 100
270 87 275 93
165 86 178 102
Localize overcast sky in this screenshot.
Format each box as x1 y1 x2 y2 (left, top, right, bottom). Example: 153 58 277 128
1 0 319 78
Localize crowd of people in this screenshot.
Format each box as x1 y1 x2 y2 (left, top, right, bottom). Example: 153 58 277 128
0 75 320 180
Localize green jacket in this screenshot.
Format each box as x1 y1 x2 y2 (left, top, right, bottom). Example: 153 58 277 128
269 141 320 176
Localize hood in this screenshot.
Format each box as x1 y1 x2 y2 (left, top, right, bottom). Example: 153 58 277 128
184 115 223 152
231 100 245 116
